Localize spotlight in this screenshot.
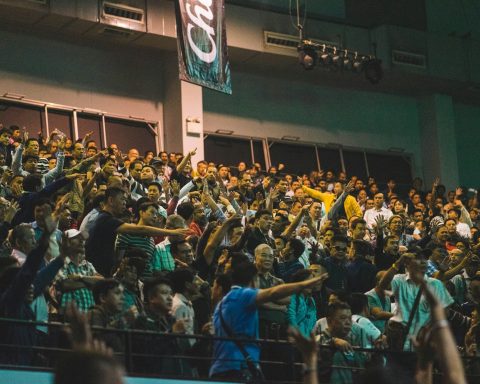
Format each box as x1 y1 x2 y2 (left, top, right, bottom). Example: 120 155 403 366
343 50 353 71
352 54 365 73
331 48 343 70
320 44 332 66
298 42 317 70
364 58 383 84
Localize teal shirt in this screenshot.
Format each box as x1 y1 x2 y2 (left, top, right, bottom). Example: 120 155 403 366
365 288 391 333
287 293 317 337
391 273 453 350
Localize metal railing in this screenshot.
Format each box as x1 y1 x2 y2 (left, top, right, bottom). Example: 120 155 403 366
0 317 479 383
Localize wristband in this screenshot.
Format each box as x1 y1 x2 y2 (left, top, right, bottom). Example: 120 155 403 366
430 319 449 333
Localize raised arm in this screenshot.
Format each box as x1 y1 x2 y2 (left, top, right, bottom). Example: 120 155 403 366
281 205 307 238
177 148 196 174
412 269 467 384
256 273 327 305
203 215 242 265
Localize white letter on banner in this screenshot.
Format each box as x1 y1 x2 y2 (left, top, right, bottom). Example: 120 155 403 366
186 1 217 63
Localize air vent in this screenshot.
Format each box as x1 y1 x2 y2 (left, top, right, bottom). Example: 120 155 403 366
392 50 427 69
99 26 136 39
102 2 144 24
264 31 336 51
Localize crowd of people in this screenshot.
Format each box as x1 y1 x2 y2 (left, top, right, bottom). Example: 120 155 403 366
0 124 479 384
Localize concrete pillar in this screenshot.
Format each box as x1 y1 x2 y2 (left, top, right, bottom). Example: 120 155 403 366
163 55 204 164
418 94 459 190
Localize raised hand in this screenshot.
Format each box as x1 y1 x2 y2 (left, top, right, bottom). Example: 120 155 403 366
344 178 356 194
2 200 19 224
170 179 180 196
22 129 28 144
57 135 67 151
374 215 386 232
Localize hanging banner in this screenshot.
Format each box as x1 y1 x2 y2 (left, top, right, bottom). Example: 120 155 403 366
174 0 232 95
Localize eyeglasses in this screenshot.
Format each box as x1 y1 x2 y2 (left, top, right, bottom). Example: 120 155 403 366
332 245 348 252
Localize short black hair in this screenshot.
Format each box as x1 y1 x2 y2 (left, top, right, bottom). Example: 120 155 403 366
170 268 195 294
22 154 39 164
104 187 125 201
170 240 189 255
351 218 366 230
141 165 157 175
25 138 39 147
326 301 351 319
118 254 146 277
143 277 172 302
231 261 257 286
92 279 120 304
129 160 143 170
287 238 306 259
33 197 54 210
254 209 272 221
349 293 368 315
214 273 232 294
177 201 195 221
0 127 12 136
23 174 43 192
147 181 162 192
138 201 158 213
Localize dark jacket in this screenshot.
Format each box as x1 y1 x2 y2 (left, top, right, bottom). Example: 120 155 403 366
0 238 48 365
13 177 71 226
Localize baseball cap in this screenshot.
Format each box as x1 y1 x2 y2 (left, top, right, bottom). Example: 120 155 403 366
64 229 88 239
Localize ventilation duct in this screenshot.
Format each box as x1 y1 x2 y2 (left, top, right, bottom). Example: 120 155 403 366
102 2 144 23
392 50 427 69
100 1 146 32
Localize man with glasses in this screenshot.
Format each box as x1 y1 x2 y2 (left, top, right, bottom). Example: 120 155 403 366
320 235 349 292
246 209 275 256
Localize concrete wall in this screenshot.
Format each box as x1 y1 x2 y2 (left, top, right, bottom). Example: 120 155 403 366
0 29 167 151
454 102 480 187
203 70 423 176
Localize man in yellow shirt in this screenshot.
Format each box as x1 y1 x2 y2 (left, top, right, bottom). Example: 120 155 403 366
302 181 362 221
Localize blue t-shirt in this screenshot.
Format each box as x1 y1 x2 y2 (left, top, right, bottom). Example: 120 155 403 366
209 286 259 376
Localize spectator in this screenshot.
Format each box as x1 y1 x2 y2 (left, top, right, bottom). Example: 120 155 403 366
365 271 393 333
55 229 102 314
287 269 317 337
275 238 306 282
85 188 187 277
170 267 199 345
346 240 377 293
209 261 326 381
379 252 453 350
321 235 349 292
151 214 188 272
364 193 393 231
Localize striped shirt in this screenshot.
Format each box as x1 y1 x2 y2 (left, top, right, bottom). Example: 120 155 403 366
115 233 155 279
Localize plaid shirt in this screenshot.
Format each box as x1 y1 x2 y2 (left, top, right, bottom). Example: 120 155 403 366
152 239 175 272
55 257 97 312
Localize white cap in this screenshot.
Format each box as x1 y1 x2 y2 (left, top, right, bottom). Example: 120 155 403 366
64 229 88 239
